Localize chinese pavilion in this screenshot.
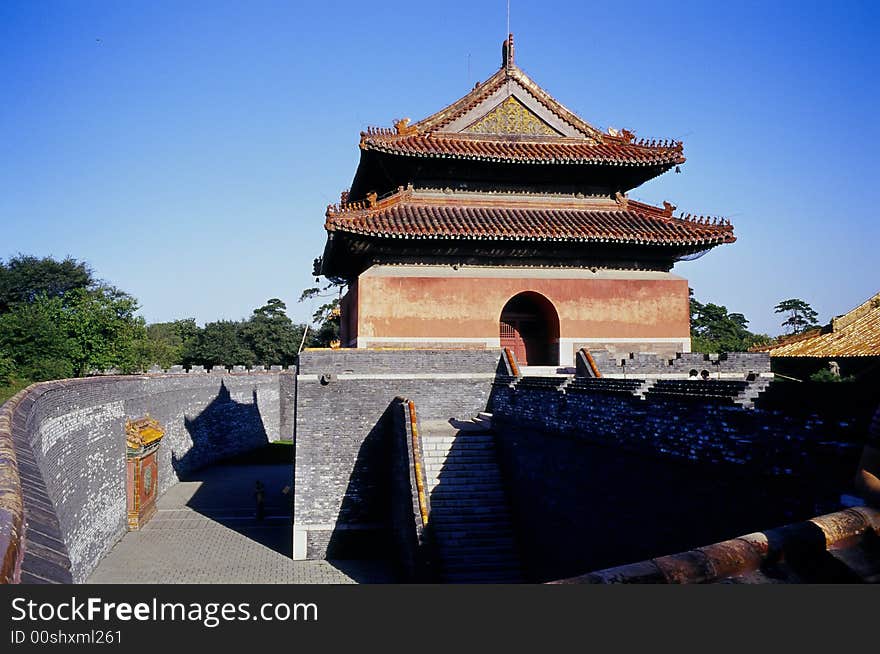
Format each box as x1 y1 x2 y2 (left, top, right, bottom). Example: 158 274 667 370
319 35 735 367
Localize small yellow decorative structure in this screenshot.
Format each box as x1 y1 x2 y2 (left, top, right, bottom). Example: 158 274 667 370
125 415 165 530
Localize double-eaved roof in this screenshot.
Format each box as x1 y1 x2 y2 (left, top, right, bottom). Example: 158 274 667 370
321 34 734 279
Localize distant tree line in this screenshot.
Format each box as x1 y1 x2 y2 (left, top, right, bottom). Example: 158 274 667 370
689 289 821 354
0 255 320 401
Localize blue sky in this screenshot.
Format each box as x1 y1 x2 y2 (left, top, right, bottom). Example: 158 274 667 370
1 1 877 335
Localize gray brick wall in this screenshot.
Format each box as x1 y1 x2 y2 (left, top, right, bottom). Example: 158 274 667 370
587 350 771 376
490 383 864 581
299 349 504 375
491 383 862 474
293 350 500 560
14 371 286 582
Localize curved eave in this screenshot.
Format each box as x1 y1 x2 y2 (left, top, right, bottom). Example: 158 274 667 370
359 139 685 168
324 222 735 248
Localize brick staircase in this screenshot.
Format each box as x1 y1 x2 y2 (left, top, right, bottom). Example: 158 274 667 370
733 378 773 408
420 417 523 583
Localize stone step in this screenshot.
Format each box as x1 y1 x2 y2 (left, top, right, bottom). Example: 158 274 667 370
426 472 501 481
429 506 513 518
422 456 498 467
434 541 519 555
422 443 496 453
431 490 507 501
429 483 505 494
431 506 510 516
422 436 495 444
423 449 497 460
423 463 497 474
430 517 514 528
429 498 509 509
431 528 515 541
425 468 503 479
425 456 497 464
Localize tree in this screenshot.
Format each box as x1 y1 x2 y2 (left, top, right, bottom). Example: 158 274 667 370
194 320 256 367
690 289 771 353
774 298 820 335
59 286 148 375
299 278 344 348
143 318 200 369
241 298 305 365
0 294 76 380
0 254 93 312
0 347 13 386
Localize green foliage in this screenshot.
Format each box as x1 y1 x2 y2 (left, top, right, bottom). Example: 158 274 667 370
140 300 307 369
0 255 148 381
0 376 31 405
240 298 304 365
689 288 770 353
60 286 148 375
0 347 15 386
0 294 76 380
193 320 256 367
143 319 199 368
774 298 820 335
0 254 93 312
300 280 344 348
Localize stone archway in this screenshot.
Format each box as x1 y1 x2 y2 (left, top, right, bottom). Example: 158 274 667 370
499 292 560 366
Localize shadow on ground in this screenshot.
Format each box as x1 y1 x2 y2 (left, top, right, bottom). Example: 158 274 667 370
181 443 294 557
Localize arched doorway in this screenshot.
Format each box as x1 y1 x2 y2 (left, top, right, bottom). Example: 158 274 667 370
499 292 560 366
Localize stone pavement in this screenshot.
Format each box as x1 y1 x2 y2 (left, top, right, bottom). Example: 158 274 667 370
87 463 396 584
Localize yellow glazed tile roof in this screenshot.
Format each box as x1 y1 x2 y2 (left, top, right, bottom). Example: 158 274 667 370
769 293 880 358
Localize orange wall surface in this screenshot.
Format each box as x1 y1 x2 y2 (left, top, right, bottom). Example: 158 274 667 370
356 274 690 340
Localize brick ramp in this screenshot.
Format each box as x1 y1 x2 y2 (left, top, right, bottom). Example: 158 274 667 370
420 419 523 583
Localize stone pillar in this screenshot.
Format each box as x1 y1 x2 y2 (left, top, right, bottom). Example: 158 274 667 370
125 416 165 530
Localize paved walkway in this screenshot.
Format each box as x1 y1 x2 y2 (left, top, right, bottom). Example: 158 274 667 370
87 463 395 584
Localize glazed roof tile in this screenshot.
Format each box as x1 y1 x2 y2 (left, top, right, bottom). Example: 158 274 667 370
358 35 685 168
768 293 880 358
325 189 735 247
360 132 685 166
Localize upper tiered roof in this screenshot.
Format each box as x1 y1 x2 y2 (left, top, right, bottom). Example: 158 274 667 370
350 34 684 199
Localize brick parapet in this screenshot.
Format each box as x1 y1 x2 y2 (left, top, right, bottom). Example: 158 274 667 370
0 389 27 583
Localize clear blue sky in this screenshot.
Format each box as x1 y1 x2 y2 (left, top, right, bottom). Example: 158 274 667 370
1 1 877 335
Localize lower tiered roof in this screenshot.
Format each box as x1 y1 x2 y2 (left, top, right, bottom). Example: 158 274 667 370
321 187 735 279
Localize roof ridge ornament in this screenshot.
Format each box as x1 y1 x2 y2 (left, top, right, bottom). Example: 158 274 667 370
614 191 629 210
394 118 418 136
502 33 514 69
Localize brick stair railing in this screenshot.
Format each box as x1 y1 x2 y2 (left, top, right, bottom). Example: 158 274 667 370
420 419 522 583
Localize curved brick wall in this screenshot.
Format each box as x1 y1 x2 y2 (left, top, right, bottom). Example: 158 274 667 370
0 369 293 583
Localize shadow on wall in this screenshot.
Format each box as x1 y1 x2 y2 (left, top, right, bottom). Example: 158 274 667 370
162 381 293 557
325 403 395 577
172 381 270 477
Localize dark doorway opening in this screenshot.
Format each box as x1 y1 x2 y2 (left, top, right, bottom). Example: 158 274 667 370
499 292 560 366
